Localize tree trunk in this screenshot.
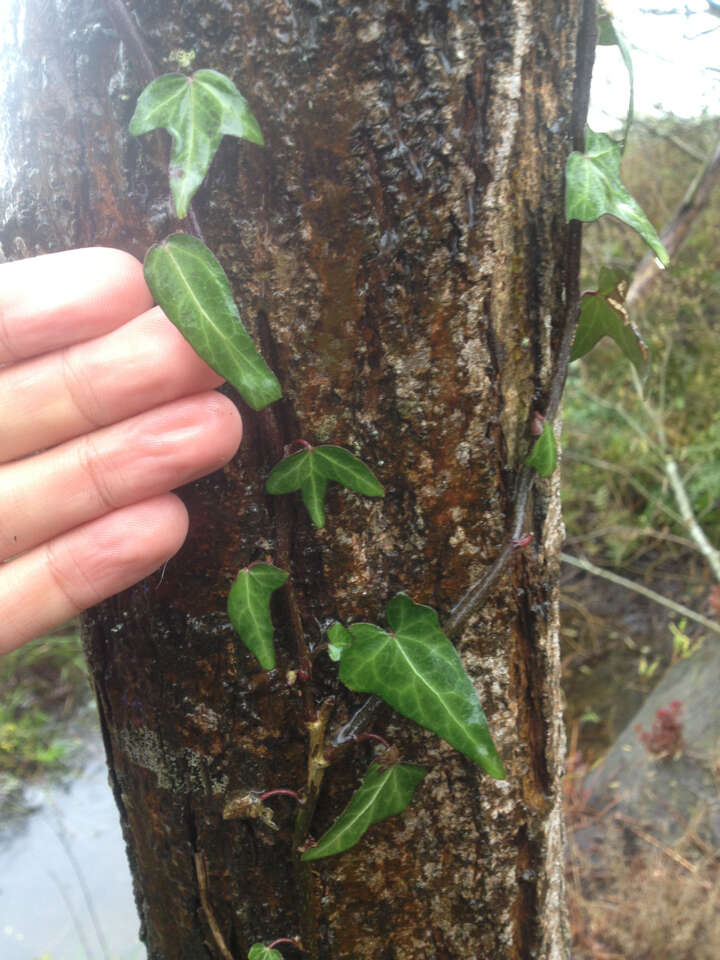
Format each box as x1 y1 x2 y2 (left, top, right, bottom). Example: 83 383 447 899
0 1 595 957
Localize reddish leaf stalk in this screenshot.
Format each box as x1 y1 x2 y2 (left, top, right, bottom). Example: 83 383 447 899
258 788 303 804
268 938 305 951
354 732 391 750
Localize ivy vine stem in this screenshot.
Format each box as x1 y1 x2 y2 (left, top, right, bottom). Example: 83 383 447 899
260 407 315 719
292 698 334 960
445 162 586 640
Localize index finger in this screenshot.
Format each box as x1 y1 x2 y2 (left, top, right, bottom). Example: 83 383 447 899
0 247 154 364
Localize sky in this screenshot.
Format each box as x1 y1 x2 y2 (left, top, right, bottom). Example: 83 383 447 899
589 0 720 128
0 0 718 190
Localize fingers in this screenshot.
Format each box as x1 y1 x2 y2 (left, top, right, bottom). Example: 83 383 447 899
0 248 153 363
0 306 224 463
0 391 243 560
0 494 190 655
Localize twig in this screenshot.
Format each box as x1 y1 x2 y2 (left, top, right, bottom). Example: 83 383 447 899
632 118 707 162
613 814 712 887
627 136 720 308
561 551 720 635
664 458 720 581
194 852 234 960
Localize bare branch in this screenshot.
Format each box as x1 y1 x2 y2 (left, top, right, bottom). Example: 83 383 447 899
627 136 720 308
562 552 720 635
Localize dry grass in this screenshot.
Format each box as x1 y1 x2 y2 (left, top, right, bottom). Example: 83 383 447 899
565 738 720 960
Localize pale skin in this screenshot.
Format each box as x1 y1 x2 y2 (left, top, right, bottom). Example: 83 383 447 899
0 247 244 654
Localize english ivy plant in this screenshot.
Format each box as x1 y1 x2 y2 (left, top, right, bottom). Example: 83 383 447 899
129 68 263 219
266 443 385 528
144 233 281 409
130 66 503 885
227 563 288 670
301 759 426 861
565 127 669 267
525 7 670 483
526 422 558 479
571 267 646 373
248 946 283 960
333 594 506 778
128 7 669 944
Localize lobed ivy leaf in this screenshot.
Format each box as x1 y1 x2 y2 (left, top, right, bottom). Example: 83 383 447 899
144 234 281 410
571 267 647 372
248 946 283 960
227 564 288 670
129 69 263 219
337 594 506 778
301 760 426 861
327 622 354 662
266 445 384 529
597 8 634 146
526 422 558 478
565 129 669 266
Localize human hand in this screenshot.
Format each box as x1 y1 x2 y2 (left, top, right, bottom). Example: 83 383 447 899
0 247 244 653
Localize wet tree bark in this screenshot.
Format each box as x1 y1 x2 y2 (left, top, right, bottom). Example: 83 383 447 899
0 1 595 957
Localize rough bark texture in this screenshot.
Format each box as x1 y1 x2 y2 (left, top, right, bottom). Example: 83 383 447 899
0 1 594 957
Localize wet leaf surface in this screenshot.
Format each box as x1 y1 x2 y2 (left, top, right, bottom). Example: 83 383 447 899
227 564 288 670
130 69 263 218
301 760 426 861
144 234 281 410
337 594 506 777
266 445 384 528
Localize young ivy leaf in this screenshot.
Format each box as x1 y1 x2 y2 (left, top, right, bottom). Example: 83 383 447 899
266 445 384 529
571 267 647 373
526 422 558 478
248 946 283 960
227 564 288 670
144 234 282 410
565 129 669 267
301 760 426 861
327 622 354 662
337 594 506 778
597 8 634 147
129 69 263 219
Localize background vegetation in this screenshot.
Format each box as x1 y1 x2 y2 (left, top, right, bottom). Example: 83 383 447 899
563 113 720 959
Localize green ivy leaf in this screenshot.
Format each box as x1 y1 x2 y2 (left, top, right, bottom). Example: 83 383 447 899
248 946 283 960
565 129 669 266
526 422 557 478
327 623 353 662
571 267 647 372
301 760 426 861
597 9 634 146
227 564 288 670
337 594 506 778
129 69 263 219
266 445 384 529
144 234 281 410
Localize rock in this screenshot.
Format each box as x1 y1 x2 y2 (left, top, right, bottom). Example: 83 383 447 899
581 641 720 846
